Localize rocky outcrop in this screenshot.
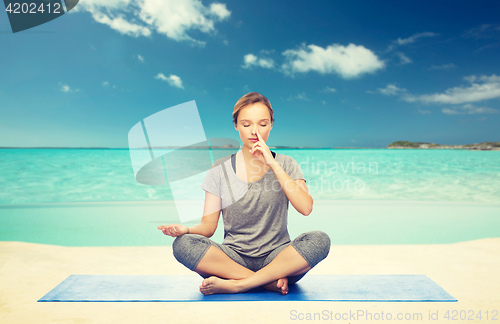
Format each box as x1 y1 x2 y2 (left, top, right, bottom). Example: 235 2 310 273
387 141 500 150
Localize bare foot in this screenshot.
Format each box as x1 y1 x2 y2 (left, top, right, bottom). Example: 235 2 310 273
199 276 240 295
263 277 289 295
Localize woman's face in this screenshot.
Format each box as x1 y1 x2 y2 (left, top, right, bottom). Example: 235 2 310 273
234 102 273 150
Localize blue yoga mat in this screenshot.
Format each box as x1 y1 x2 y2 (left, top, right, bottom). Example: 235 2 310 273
38 274 457 302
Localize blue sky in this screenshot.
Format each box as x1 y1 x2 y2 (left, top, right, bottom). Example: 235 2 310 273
1 0 499 148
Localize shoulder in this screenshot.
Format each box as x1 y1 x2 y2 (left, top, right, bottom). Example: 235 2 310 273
274 152 295 165
202 156 232 187
273 153 293 171
210 155 231 169
204 155 232 179
274 152 287 161
275 153 303 176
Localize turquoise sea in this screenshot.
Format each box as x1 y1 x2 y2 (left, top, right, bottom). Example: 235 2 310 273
0 148 499 246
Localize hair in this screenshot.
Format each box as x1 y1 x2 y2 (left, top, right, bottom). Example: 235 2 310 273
232 92 274 125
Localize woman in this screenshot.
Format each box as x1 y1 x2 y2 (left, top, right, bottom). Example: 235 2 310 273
158 92 330 295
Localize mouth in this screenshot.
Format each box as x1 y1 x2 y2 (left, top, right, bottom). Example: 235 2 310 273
249 138 258 141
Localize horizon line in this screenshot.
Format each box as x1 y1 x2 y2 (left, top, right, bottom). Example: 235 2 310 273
1 141 497 150
0 146 386 150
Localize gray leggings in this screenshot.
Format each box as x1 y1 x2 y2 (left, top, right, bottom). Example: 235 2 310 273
172 230 331 285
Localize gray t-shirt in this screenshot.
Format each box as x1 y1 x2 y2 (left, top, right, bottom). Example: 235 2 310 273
200 152 306 257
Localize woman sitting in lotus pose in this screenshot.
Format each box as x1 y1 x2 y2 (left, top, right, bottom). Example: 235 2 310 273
158 92 330 295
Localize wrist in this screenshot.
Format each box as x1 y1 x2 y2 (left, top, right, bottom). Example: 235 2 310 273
269 160 282 171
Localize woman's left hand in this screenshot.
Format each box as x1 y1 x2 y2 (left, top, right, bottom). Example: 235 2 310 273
249 129 275 166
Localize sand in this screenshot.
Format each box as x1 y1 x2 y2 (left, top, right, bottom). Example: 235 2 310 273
1 238 499 324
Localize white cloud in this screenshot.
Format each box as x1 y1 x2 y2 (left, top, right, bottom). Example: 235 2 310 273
91 10 151 37
242 54 274 69
61 85 71 92
59 83 79 92
321 86 337 93
417 109 431 114
373 75 500 115
103 81 116 88
396 52 412 64
137 54 144 62
404 74 500 104
429 63 456 70
442 104 498 115
209 2 230 20
387 32 439 51
73 0 231 46
377 84 407 96
155 73 184 89
281 42 384 79
396 32 439 45
259 49 275 55
462 75 477 83
463 24 500 39
287 92 310 101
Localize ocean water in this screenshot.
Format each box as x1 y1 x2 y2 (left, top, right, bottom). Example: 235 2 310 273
0 148 499 204
0 148 499 246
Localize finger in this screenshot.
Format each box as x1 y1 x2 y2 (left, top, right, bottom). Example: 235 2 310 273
250 142 260 153
256 129 261 140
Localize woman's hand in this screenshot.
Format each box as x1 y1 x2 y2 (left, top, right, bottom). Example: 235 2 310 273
158 224 189 237
249 129 275 167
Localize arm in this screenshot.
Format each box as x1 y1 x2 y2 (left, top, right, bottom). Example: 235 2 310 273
249 129 312 216
270 161 313 216
187 191 221 238
158 191 221 238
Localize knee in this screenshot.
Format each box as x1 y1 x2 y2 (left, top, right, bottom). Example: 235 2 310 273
293 230 331 267
172 235 186 260
307 230 331 259
171 234 211 271
172 234 199 260
304 231 331 260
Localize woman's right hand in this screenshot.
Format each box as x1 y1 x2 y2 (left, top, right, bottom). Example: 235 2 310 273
157 224 189 237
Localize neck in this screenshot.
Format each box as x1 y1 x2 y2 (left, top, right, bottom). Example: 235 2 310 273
240 147 265 169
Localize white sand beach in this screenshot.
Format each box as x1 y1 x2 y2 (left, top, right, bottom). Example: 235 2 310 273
1 238 499 324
